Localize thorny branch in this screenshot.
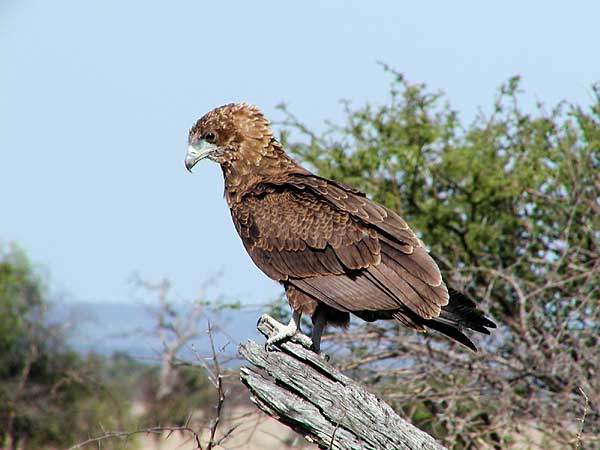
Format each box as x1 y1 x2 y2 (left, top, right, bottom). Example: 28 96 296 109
67 314 239 450
66 426 203 450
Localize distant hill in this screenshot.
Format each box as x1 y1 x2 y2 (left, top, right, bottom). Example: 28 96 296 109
50 301 266 362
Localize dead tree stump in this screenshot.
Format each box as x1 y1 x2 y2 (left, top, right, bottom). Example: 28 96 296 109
239 320 448 450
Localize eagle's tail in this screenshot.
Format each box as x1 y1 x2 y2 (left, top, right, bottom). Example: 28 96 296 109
424 288 496 351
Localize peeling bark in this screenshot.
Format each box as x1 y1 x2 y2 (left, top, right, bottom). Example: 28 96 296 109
239 321 447 450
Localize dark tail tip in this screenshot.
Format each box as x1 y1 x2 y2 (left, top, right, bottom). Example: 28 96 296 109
422 288 496 351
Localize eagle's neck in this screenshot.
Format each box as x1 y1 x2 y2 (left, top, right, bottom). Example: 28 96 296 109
221 140 304 207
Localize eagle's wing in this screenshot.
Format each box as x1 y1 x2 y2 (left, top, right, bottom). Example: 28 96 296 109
232 175 449 322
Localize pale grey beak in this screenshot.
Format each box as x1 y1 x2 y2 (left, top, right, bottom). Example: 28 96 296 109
185 140 218 172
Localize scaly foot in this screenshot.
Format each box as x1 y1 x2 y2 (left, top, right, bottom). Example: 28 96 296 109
257 313 313 350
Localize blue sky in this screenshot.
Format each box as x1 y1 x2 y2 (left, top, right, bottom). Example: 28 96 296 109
2 1 599 305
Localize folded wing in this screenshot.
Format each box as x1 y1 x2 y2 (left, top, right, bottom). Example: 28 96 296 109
231 174 494 349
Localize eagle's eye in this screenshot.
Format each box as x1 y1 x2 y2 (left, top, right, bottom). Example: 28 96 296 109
203 132 217 143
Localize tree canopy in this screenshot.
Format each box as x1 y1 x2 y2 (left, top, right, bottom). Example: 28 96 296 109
0 245 136 450
279 69 599 449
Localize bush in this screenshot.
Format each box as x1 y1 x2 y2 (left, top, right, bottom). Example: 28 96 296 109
280 69 599 449
0 244 134 450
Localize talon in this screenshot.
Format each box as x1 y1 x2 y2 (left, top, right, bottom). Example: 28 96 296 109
259 311 314 351
265 328 298 349
257 313 270 327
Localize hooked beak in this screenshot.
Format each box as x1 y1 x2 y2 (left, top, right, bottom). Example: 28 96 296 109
185 140 218 172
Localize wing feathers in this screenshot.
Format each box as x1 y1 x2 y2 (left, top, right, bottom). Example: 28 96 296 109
367 264 442 319
235 182 447 319
231 174 493 349
380 240 443 287
292 278 352 312
293 273 398 312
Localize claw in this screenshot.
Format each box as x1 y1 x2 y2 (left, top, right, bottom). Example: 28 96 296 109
258 312 314 351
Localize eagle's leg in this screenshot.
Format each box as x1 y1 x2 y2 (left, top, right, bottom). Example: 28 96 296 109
259 311 313 350
310 308 327 353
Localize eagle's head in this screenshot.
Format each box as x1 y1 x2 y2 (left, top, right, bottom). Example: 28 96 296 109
185 103 273 172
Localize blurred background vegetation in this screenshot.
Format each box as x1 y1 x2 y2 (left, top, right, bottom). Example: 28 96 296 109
1 244 133 449
1 70 598 449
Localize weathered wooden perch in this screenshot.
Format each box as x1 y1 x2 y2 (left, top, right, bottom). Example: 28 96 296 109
239 319 448 450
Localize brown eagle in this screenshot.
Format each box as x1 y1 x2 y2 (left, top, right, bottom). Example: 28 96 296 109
185 103 495 352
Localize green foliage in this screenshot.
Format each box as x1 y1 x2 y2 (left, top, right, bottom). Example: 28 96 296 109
279 68 600 449
0 245 135 450
0 244 44 366
283 71 598 272
281 68 599 320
